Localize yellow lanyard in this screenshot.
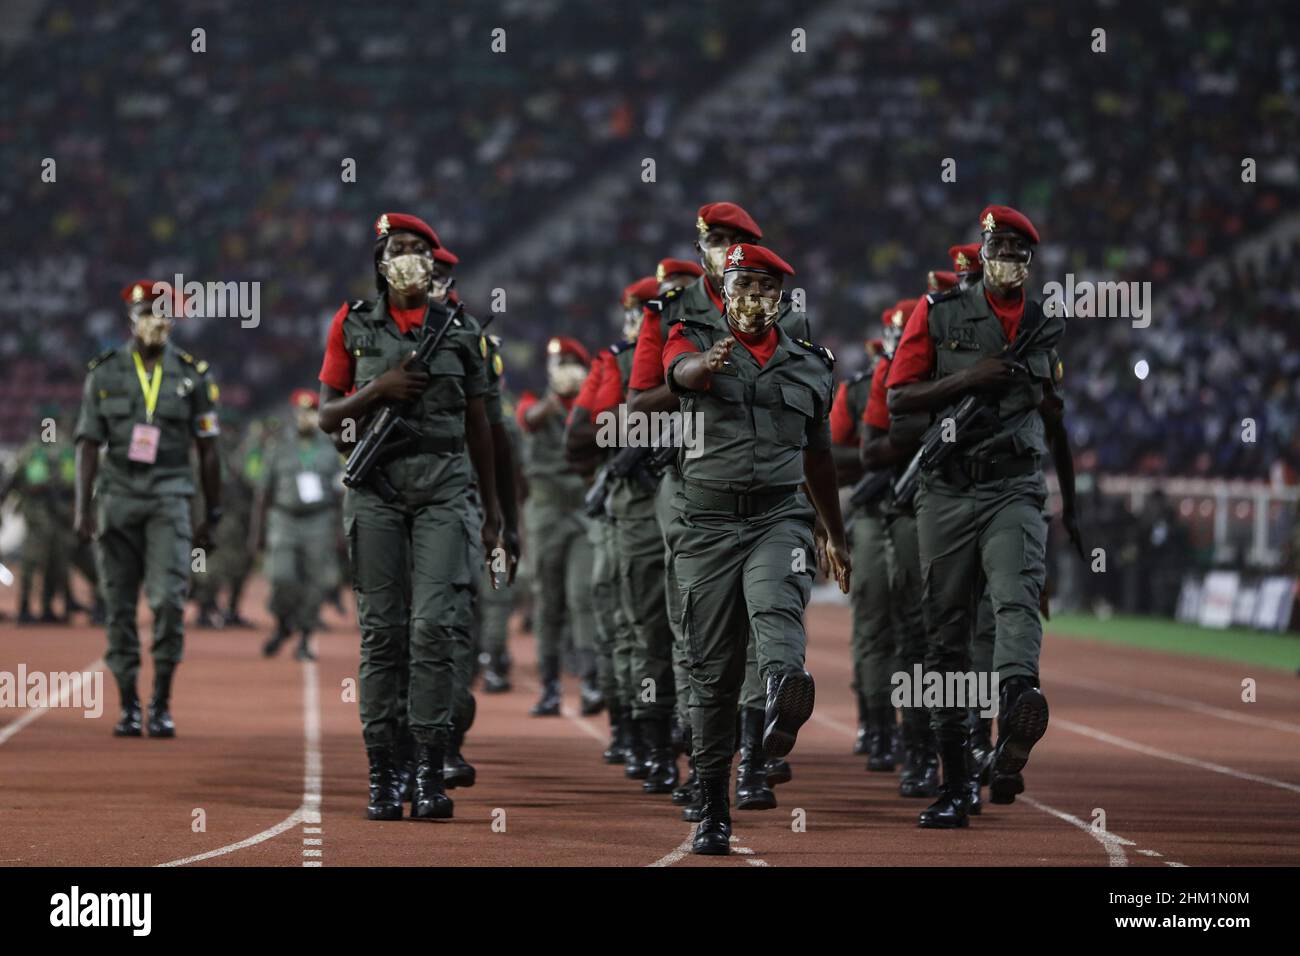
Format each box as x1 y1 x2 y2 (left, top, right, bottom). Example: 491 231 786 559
131 351 164 424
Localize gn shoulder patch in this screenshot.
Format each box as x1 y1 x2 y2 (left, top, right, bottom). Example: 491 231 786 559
87 348 116 371
795 339 835 369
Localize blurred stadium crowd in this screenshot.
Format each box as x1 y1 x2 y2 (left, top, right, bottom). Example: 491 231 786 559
1 0 1297 484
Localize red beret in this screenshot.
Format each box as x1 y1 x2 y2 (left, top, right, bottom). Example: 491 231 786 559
949 243 983 274
623 276 661 307
121 280 165 304
978 205 1039 244
655 258 704 282
883 298 918 329
433 246 459 266
927 270 958 293
723 243 794 277
696 202 762 240
290 388 320 410
374 212 441 249
546 336 591 367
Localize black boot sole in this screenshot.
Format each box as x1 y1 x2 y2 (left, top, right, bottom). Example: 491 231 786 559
917 812 970 829
444 769 476 789
411 800 454 820
735 791 778 811
112 726 142 737
691 834 731 855
992 689 1049 778
147 726 175 738
602 750 626 765
989 772 1025 804
764 760 792 786
763 672 815 759
367 805 403 821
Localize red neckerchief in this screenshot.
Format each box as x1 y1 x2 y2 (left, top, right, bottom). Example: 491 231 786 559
388 304 426 335
732 325 779 367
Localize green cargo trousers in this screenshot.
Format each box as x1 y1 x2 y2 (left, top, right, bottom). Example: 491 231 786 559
655 470 693 728
95 493 191 690
612 490 676 721
915 471 1047 740
523 497 597 672
475 562 513 658
886 508 932 738
345 489 477 749
587 515 624 707
266 508 338 633
849 508 897 711
667 491 816 777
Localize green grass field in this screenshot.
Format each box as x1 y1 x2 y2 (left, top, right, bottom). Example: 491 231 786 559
1047 613 1300 672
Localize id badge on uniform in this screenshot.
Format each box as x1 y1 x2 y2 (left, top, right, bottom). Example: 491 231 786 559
127 423 162 464
296 471 324 504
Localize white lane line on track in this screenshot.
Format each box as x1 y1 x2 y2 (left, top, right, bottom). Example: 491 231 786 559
1055 717 1300 796
1017 796 1134 867
158 660 322 867
1052 674 1300 735
648 832 695 868
0 659 103 746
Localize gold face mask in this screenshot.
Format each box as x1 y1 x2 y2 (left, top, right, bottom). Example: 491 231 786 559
702 244 729 278
983 258 1028 290
380 254 434 295
548 361 587 397
428 275 453 303
725 293 780 335
295 408 320 435
622 307 644 342
131 310 173 348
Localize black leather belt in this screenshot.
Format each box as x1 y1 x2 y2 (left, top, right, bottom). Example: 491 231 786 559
413 435 465 455
681 481 798 517
110 448 189 469
941 454 1038 485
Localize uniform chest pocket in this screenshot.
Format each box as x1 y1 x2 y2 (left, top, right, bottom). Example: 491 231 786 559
709 370 747 404
425 348 467 410
938 331 989 374
774 383 815 445
99 397 134 420
155 395 190 422
355 355 394 387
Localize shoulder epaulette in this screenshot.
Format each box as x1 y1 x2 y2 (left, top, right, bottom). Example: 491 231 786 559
349 299 367 311
926 287 963 307
795 339 835 369
608 339 634 355
87 348 116 371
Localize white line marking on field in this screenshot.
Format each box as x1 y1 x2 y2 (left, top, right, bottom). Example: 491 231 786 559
648 832 695 868
1055 717 1300 795
0 659 102 745
1053 674 1300 735
158 660 322 867
1018 796 1134 867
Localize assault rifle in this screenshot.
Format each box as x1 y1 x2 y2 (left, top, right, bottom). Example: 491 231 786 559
583 443 676 518
891 299 1053 508
342 301 463 502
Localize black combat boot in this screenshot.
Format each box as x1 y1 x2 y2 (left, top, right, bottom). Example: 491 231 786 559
411 743 454 819
578 652 604 715
366 746 404 821
602 705 627 764
444 699 477 789
761 669 815 759
623 717 650 780
530 656 562 717
672 724 698 804
898 715 940 798
765 756 792 786
394 731 416 802
294 630 317 662
966 737 983 816
691 775 732 855
481 650 511 693
970 712 995 785
990 677 1049 805
735 708 777 810
146 672 176 738
261 618 292 657
866 705 897 772
853 693 870 755
112 684 143 737
642 716 680 794
918 736 972 829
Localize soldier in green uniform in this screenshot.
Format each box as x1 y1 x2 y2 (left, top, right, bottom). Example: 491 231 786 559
663 243 851 855
318 213 499 821
74 279 223 738
628 206 807 817
566 275 675 786
249 389 341 661
517 336 600 718
831 326 899 770
1 422 69 623
886 206 1064 828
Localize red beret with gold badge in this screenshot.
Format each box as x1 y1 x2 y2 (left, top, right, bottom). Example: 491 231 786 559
547 336 591 367
290 388 320 410
374 212 441 249
722 243 794 277
696 202 763 240
949 243 983 274
655 258 704 282
623 277 661 307
978 205 1039 244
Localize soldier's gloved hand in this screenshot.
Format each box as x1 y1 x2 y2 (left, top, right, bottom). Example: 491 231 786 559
373 352 431 403
960 357 1019 393
825 537 852 594
74 508 97 542
704 336 736 373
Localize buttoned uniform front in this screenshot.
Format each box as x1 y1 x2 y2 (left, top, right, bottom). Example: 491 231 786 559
341 294 488 750
260 429 342 637
654 278 813 729
74 342 219 695
519 386 598 694
908 281 1065 743
664 317 833 778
